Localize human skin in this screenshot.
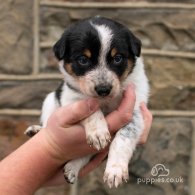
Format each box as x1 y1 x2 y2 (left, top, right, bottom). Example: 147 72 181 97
0 85 152 194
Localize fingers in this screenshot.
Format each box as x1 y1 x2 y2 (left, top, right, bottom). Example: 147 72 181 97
56 99 99 127
106 84 136 135
79 149 108 178
139 102 153 144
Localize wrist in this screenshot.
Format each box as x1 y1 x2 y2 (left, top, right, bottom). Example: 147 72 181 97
38 128 68 166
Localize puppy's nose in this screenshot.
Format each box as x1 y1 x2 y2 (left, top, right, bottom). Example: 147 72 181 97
95 85 112 97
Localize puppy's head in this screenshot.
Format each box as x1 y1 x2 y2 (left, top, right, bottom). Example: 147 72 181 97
54 16 141 98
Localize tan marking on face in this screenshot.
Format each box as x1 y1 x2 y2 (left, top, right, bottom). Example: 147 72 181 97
111 48 117 57
78 76 94 96
120 59 134 80
78 77 85 93
83 49 92 58
64 63 77 77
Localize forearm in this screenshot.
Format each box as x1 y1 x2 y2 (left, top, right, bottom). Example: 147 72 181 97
0 130 62 195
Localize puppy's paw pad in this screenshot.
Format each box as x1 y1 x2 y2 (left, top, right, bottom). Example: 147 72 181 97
86 130 111 150
24 125 41 137
103 165 129 188
63 164 78 184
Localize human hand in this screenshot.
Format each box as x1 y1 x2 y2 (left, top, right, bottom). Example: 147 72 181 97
41 84 135 164
42 84 136 185
43 85 152 186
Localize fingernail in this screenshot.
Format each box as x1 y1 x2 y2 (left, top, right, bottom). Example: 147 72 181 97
129 83 135 90
124 83 135 96
87 98 99 112
140 102 146 111
125 84 135 94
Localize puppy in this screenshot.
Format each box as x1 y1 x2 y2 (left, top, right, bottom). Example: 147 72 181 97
25 16 149 188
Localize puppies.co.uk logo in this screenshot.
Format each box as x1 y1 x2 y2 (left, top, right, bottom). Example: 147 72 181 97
137 164 183 184
151 164 170 177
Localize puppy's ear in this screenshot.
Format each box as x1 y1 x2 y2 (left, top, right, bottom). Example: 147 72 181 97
53 35 67 60
127 32 142 57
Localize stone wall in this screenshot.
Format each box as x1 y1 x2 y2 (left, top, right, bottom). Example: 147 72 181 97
0 0 33 74
0 1 195 195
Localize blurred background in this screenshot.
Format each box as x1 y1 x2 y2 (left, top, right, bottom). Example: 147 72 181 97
0 0 195 195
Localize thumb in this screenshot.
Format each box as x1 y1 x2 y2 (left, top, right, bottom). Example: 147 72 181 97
55 98 99 127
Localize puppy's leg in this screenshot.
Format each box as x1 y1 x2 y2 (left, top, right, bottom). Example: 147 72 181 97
81 109 111 150
24 125 42 137
64 110 109 183
104 110 143 188
64 155 92 184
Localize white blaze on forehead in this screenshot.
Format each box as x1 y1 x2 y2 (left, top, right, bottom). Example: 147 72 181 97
91 23 113 66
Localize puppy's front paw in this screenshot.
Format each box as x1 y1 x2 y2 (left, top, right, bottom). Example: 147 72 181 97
24 125 41 137
86 126 111 151
103 164 129 188
63 162 78 184
82 110 111 150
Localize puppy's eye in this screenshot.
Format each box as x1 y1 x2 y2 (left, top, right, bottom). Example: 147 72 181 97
77 56 90 66
113 54 123 64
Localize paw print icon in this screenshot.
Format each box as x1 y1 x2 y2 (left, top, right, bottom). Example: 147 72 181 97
151 164 170 177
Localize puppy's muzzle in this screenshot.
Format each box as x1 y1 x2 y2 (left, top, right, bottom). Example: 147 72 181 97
95 84 112 97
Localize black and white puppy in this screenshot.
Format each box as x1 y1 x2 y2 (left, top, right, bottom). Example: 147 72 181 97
25 16 149 188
